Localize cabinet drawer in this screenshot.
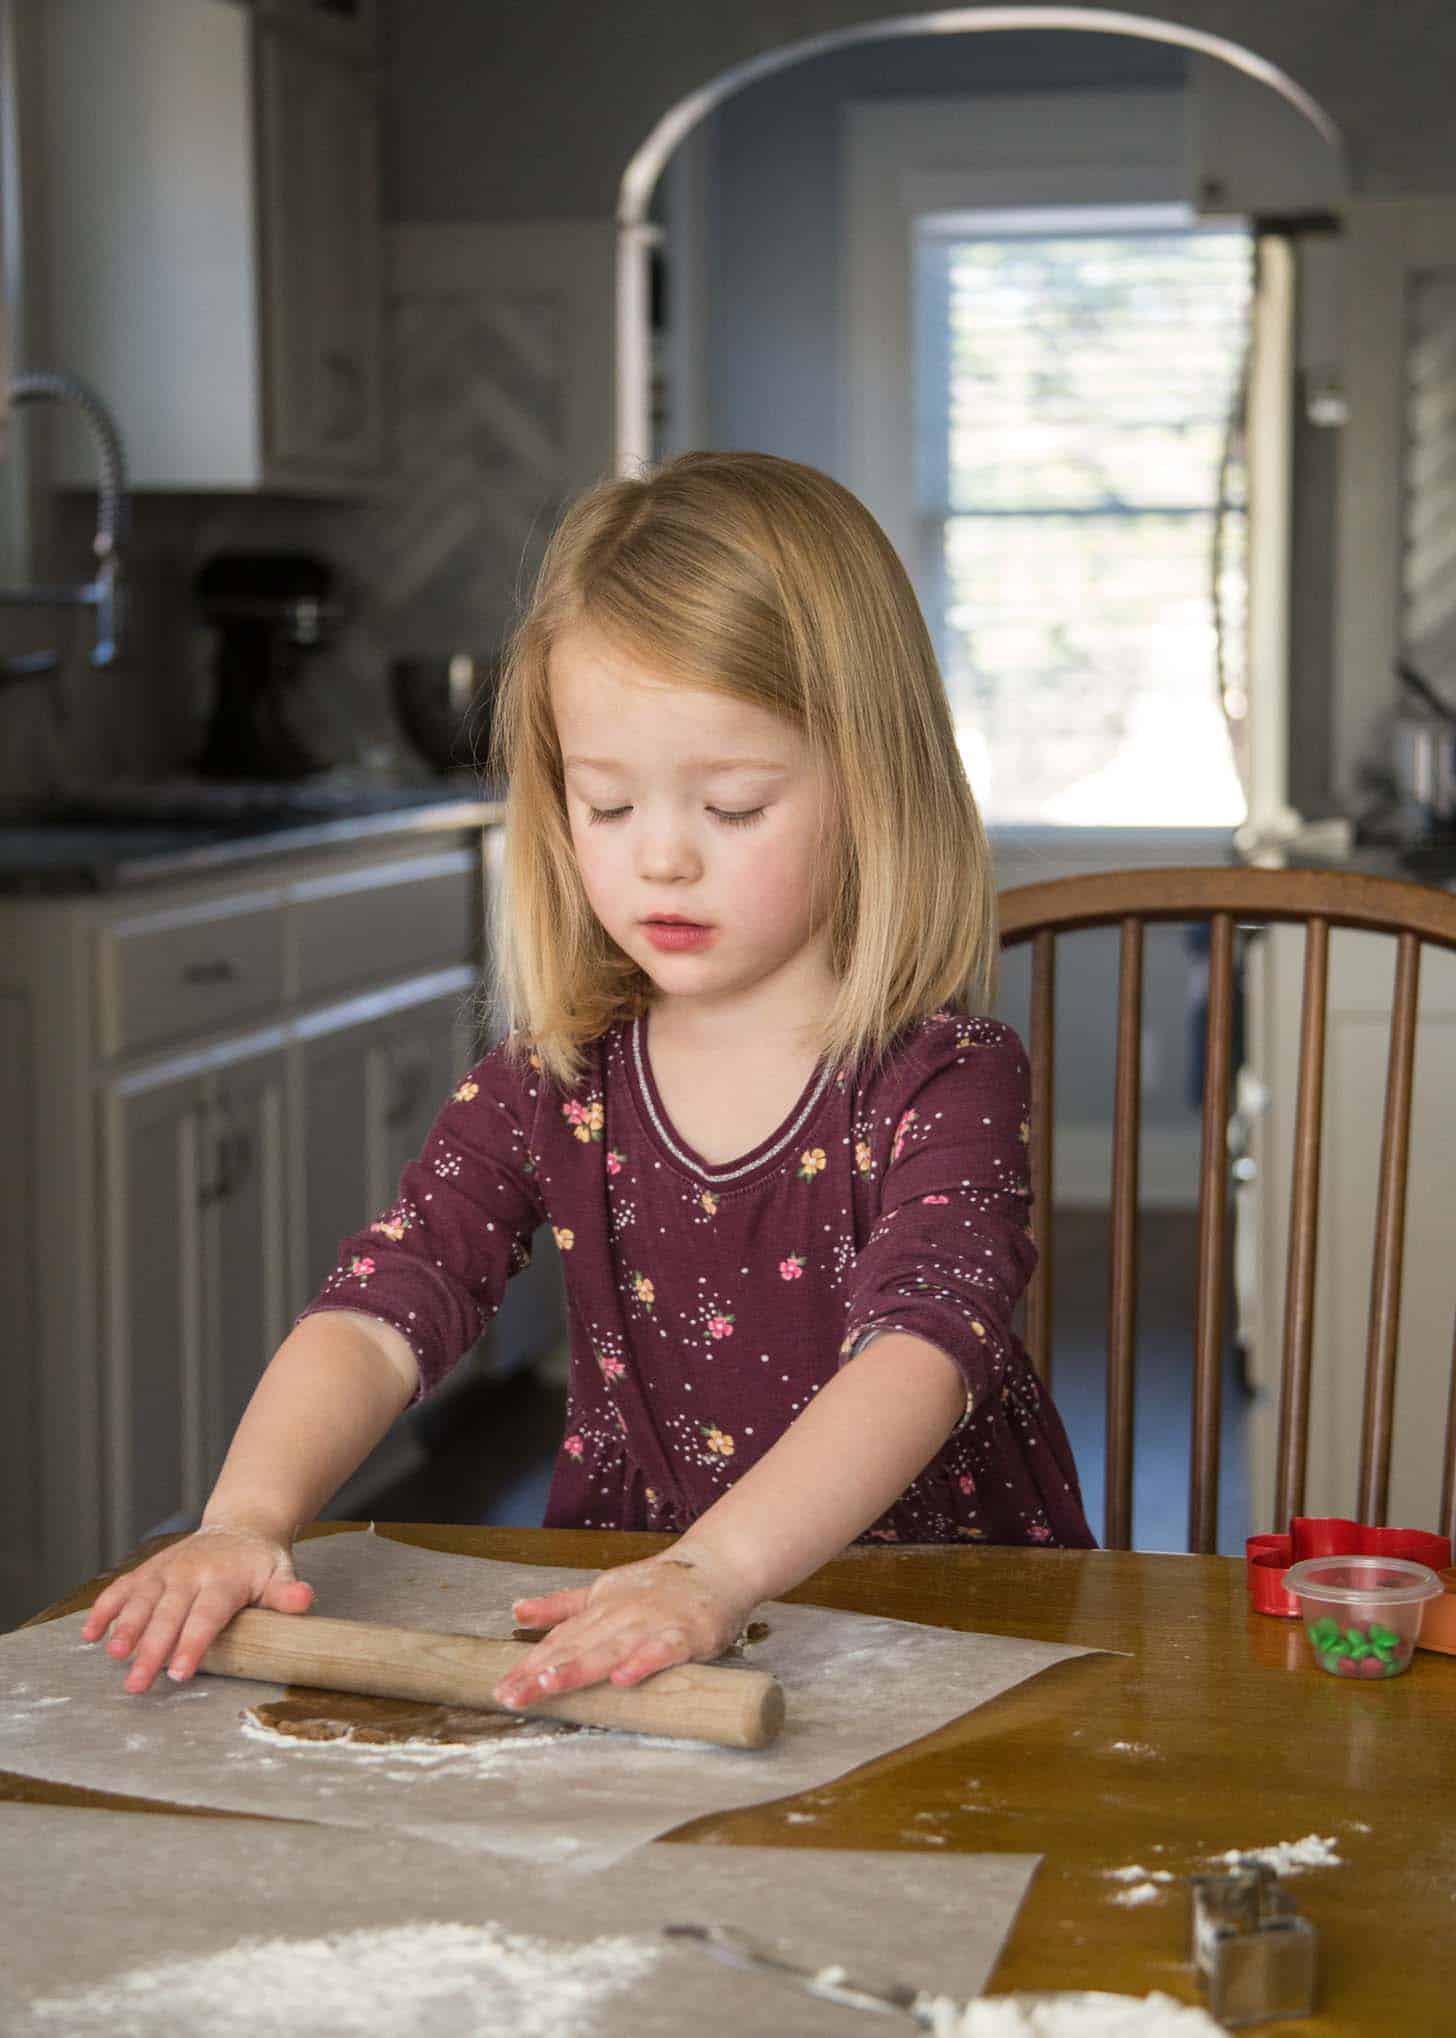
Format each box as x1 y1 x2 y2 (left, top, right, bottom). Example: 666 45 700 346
291 851 477 1003
101 895 285 1057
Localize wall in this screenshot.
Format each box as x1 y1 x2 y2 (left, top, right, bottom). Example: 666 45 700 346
381 0 1456 223
704 29 1184 463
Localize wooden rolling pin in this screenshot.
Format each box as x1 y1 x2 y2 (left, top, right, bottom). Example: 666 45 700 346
199 1609 785 1750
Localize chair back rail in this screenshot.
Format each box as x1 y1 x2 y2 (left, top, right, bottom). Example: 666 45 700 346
998 866 1456 1551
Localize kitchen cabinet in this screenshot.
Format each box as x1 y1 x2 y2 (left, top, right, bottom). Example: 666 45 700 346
102 1039 289 1548
38 0 384 492
0 820 567 1629
293 979 472 1308
1242 919 1456 1533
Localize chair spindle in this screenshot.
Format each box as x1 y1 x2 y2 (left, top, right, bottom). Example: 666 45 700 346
1435 1312 1443 1532
1359 931 1421 1524
1189 913 1235 1554
1275 917 1330 1527
1105 917 1143 1550
1026 930 1056 1385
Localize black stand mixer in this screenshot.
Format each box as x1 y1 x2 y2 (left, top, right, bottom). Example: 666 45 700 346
193 552 344 780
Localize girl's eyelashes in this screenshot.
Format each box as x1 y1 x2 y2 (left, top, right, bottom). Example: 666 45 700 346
585 805 768 829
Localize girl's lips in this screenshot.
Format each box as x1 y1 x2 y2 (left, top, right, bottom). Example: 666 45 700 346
643 921 716 951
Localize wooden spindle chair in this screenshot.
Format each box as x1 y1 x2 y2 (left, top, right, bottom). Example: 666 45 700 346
998 867 1456 1554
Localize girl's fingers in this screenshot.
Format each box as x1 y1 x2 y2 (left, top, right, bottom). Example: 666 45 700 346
494 1614 643 1709
511 1587 590 1628
496 1620 688 1708
81 1580 131 1641
103 1582 166 1659
609 1631 691 1686
516 1631 656 1703
164 1592 249 1682
260 1573 314 1615
123 1593 193 1694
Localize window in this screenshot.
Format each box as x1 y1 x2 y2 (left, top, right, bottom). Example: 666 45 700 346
914 208 1253 825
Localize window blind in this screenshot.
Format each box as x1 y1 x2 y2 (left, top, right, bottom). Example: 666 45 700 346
915 222 1253 825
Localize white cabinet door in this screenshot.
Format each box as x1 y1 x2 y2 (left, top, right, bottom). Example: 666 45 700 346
202 1052 291 1478
101 1040 288 1558
101 1064 209 1556
293 979 479 1310
257 21 384 477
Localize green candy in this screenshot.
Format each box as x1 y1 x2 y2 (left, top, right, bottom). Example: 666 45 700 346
1309 1617 1340 1647
1324 1637 1352 1657
1348 1641 1373 1660
1344 1626 1368 1648
1368 1623 1398 1648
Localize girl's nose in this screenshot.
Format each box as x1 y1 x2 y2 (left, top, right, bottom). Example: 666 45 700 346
636 827 702 885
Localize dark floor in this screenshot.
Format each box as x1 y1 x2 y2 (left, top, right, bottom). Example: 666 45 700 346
359 1210 1252 1555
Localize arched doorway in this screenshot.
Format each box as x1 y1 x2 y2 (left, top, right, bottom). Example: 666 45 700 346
611 9 1345 842
614 7 1344 473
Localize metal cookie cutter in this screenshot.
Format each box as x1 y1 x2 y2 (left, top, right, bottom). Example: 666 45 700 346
1189 1859 1318 2027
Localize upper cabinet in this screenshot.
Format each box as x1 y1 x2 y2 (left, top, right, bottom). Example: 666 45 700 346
38 0 384 494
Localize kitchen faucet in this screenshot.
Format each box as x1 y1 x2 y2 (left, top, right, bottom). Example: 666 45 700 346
0 370 128 673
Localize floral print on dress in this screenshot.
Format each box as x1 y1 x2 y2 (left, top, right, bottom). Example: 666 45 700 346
299 1008 1092 1548
369 1200 418 1243
563 1093 604 1142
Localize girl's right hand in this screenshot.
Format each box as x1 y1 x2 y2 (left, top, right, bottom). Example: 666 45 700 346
80 1522 315 1695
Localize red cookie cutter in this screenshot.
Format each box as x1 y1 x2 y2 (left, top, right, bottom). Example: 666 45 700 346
1247 1517 1453 1646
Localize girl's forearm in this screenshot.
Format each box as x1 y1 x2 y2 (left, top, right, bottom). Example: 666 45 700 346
672 1333 966 1608
201 1311 419 1543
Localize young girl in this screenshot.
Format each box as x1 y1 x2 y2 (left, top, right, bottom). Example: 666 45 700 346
83 451 1093 1711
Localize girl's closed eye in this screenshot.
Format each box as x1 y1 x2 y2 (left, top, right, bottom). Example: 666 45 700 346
586 805 768 828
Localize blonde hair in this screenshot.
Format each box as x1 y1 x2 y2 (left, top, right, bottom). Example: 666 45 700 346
485 450 997 1091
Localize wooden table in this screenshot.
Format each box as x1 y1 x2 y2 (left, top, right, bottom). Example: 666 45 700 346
9 1524 1454 2031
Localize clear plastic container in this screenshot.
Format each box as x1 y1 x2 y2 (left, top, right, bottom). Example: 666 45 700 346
1283 1554 1443 1679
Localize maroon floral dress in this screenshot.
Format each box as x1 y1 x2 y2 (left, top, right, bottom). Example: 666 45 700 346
300 1006 1094 1548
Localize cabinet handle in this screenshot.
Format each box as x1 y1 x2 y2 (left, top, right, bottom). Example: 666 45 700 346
198 1097 253 1205
320 348 365 444
183 958 239 987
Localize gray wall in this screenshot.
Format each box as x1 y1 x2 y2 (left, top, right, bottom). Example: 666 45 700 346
380 0 1456 224
704 30 1184 462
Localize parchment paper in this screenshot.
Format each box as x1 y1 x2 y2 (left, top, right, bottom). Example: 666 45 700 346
0 1527 1097 1872
0 1803 1040 2037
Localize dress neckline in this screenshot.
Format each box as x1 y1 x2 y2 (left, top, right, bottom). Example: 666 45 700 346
625 1008 837 1188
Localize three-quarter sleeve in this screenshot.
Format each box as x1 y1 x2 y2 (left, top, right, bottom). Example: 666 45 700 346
297 1030 547 1403
840 1019 1037 1423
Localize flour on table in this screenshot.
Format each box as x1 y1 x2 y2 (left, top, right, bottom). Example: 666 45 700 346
22 1919 661 2038
1207 1834 1341 1875
1103 1865 1174 1903
915 1991 1229 2036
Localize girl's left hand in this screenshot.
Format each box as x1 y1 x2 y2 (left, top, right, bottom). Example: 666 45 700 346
492 1548 751 1710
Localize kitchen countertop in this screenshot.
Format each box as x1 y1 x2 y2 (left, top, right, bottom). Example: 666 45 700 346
0 780 507 896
